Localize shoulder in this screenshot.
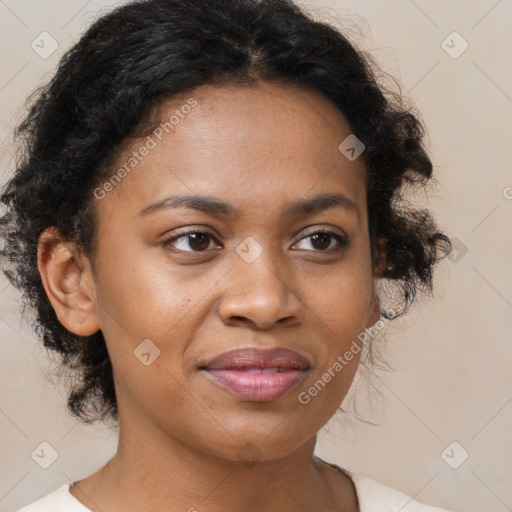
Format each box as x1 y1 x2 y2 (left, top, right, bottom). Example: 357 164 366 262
349 472 452 511
316 458 452 512
14 482 91 512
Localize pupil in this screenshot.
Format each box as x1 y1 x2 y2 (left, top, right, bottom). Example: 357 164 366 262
312 233 330 250
190 233 209 251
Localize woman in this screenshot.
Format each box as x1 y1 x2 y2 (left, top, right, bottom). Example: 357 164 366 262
1 0 453 510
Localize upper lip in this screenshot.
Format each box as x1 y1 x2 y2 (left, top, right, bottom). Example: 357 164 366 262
202 347 311 371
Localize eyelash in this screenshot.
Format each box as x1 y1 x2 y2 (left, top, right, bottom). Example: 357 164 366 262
163 227 349 255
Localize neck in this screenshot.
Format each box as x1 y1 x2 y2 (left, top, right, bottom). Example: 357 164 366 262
70 397 357 511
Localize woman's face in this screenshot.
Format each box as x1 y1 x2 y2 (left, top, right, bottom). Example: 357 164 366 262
83 82 380 461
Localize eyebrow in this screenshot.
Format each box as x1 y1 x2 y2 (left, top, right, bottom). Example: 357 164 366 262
138 192 360 220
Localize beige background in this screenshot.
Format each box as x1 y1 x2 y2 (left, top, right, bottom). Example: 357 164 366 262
1 1 511 511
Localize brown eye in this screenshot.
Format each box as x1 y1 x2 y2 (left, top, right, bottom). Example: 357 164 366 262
165 231 218 252
294 229 348 252
310 232 332 251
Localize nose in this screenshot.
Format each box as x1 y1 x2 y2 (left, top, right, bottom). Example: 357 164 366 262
216 254 304 331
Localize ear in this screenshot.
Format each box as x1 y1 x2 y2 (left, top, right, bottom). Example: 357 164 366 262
373 238 388 279
37 227 100 336
367 293 381 328
367 238 386 327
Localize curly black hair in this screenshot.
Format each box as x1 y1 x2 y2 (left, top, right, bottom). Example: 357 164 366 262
0 0 451 425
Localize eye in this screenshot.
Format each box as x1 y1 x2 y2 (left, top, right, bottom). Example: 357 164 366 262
163 227 348 255
164 230 220 253
293 228 349 252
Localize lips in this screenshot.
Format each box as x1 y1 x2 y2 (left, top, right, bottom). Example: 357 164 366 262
204 347 310 371
200 348 310 401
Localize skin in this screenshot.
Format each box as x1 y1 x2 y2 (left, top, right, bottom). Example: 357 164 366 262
38 81 385 512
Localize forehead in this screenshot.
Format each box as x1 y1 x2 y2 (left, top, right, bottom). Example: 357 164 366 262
96 81 367 223
144 81 357 164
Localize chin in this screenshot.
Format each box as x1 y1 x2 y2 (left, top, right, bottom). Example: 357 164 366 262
185 425 314 465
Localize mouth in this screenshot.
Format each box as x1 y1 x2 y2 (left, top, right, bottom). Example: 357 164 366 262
199 347 310 402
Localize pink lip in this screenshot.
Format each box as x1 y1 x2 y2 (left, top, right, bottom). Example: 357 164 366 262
201 347 310 402
205 369 307 401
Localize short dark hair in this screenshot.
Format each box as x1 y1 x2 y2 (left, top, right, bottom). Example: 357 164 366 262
0 0 451 425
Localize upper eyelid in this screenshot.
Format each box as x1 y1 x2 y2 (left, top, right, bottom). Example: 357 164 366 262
165 226 348 249
167 222 347 237
291 225 347 241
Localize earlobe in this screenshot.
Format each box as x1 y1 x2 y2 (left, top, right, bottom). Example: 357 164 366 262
368 293 381 328
373 248 388 278
37 227 100 336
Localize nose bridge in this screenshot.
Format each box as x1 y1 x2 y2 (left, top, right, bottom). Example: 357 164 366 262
217 236 302 329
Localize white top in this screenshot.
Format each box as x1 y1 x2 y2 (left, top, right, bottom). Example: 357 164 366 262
16 467 451 512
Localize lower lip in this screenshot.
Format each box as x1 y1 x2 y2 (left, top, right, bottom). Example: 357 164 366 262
204 369 308 401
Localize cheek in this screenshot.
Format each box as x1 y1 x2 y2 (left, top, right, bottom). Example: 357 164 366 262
299 258 373 403
304 259 374 337
93 249 184 332
92 247 223 374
